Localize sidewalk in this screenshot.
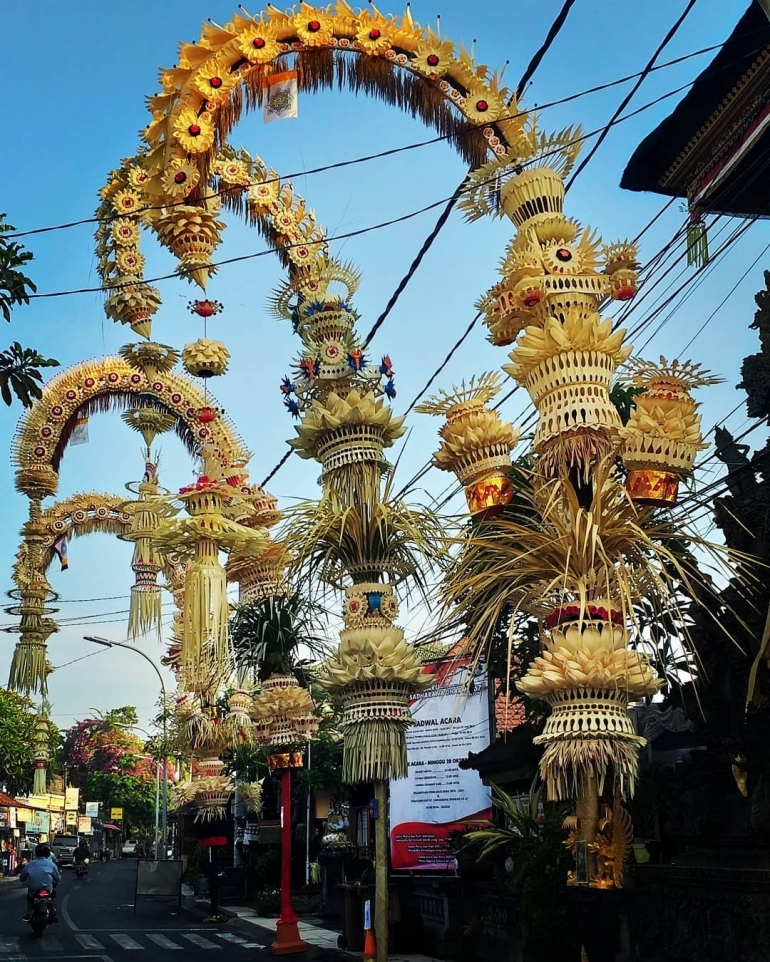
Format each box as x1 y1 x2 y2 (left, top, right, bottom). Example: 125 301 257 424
183 889 441 962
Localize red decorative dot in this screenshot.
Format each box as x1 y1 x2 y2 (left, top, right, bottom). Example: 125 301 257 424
174 171 187 184
108 373 119 383
253 37 266 49
41 427 51 438
475 100 489 112
616 286 635 301
427 54 440 67
198 428 209 438
556 248 572 262
52 405 63 416
172 393 182 404
152 382 163 391
131 374 141 384
209 77 223 89
369 28 381 40
524 293 541 308
188 124 202 136
66 390 77 400
308 20 321 32
84 377 95 387
34 447 45 458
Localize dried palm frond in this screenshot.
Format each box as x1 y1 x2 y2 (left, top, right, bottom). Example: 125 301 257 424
439 453 754 670
285 485 447 593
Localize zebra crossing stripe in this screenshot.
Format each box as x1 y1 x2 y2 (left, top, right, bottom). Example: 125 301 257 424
74 935 104 950
109 933 144 950
146 935 184 950
0 938 21 956
180 933 221 949
215 933 250 945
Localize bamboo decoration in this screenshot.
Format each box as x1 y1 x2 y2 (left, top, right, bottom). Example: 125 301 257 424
415 373 520 518
619 357 719 506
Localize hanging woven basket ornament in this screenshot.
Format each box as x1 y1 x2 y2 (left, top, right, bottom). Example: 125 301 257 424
517 607 661 801
619 357 720 507
250 674 319 749
155 204 226 289
104 276 162 340
415 372 520 519
182 338 231 378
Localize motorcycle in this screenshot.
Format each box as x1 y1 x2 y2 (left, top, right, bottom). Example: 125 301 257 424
28 888 53 937
75 858 89 880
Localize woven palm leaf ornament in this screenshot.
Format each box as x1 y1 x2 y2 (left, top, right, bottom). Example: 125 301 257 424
273 260 405 506
619 357 720 507
415 372 520 518
119 407 177 640
6 502 60 695
153 447 268 673
32 701 52 795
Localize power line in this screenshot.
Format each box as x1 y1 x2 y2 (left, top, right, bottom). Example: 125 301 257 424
565 0 700 190
4 37 734 243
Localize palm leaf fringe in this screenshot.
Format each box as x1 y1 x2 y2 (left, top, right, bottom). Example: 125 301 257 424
9 639 48 695
340 718 411 784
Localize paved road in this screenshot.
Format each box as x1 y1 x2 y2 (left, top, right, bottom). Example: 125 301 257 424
0 860 270 960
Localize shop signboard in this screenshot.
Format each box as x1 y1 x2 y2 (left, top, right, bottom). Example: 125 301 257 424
110 807 123 821
66 811 77 826
65 787 79 810
85 802 99 818
389 659 492 871
0 808 16 829
29 810 49 834
77 816 92 834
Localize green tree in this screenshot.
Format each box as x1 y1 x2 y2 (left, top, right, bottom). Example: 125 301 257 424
0 214 59 407
0 688 60 796
86 772 156 835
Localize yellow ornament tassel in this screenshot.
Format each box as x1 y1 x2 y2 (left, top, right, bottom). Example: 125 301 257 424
182 538 228 669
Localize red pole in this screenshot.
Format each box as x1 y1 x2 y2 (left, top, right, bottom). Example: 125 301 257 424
270 766 308 955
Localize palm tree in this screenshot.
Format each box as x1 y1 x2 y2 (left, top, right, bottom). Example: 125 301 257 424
229 591 329 684
0 213 59 407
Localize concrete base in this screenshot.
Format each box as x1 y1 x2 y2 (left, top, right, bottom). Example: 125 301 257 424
270 919 310 956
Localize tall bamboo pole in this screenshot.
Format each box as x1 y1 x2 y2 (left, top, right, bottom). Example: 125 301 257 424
374 780 388 962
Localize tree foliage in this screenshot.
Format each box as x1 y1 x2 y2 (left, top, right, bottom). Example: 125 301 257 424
62 707 154 783
0 214 59 407
0 688 60 796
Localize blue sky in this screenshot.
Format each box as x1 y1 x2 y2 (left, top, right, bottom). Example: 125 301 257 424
0 0 764 733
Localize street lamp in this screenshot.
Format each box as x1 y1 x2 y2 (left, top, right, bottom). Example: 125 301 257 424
83 636 169 860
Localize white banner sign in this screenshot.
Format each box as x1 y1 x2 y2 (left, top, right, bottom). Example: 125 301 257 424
389 663 491 870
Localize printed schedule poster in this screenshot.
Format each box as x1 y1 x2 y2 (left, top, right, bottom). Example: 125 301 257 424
389 663 491 870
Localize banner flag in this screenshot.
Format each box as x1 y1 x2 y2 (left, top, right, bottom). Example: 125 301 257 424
263 70 298 123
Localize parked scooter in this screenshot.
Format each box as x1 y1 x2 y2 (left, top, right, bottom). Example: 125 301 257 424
28 888 54 937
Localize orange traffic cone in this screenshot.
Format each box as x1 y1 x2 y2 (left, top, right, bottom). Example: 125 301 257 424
363 900 376 962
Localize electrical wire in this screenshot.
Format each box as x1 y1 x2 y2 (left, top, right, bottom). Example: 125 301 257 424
3 36 737 242
565 0 700 190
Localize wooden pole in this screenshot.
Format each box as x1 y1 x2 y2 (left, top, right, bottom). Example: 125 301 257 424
374 780 388 962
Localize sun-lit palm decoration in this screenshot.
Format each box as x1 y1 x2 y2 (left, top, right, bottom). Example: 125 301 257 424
424 110 726 889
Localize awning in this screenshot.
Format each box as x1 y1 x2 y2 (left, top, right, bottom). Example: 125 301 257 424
102 823 122 831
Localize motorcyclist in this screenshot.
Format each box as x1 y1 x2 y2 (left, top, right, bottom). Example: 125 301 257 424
74 839 91 867
20 843 60 923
